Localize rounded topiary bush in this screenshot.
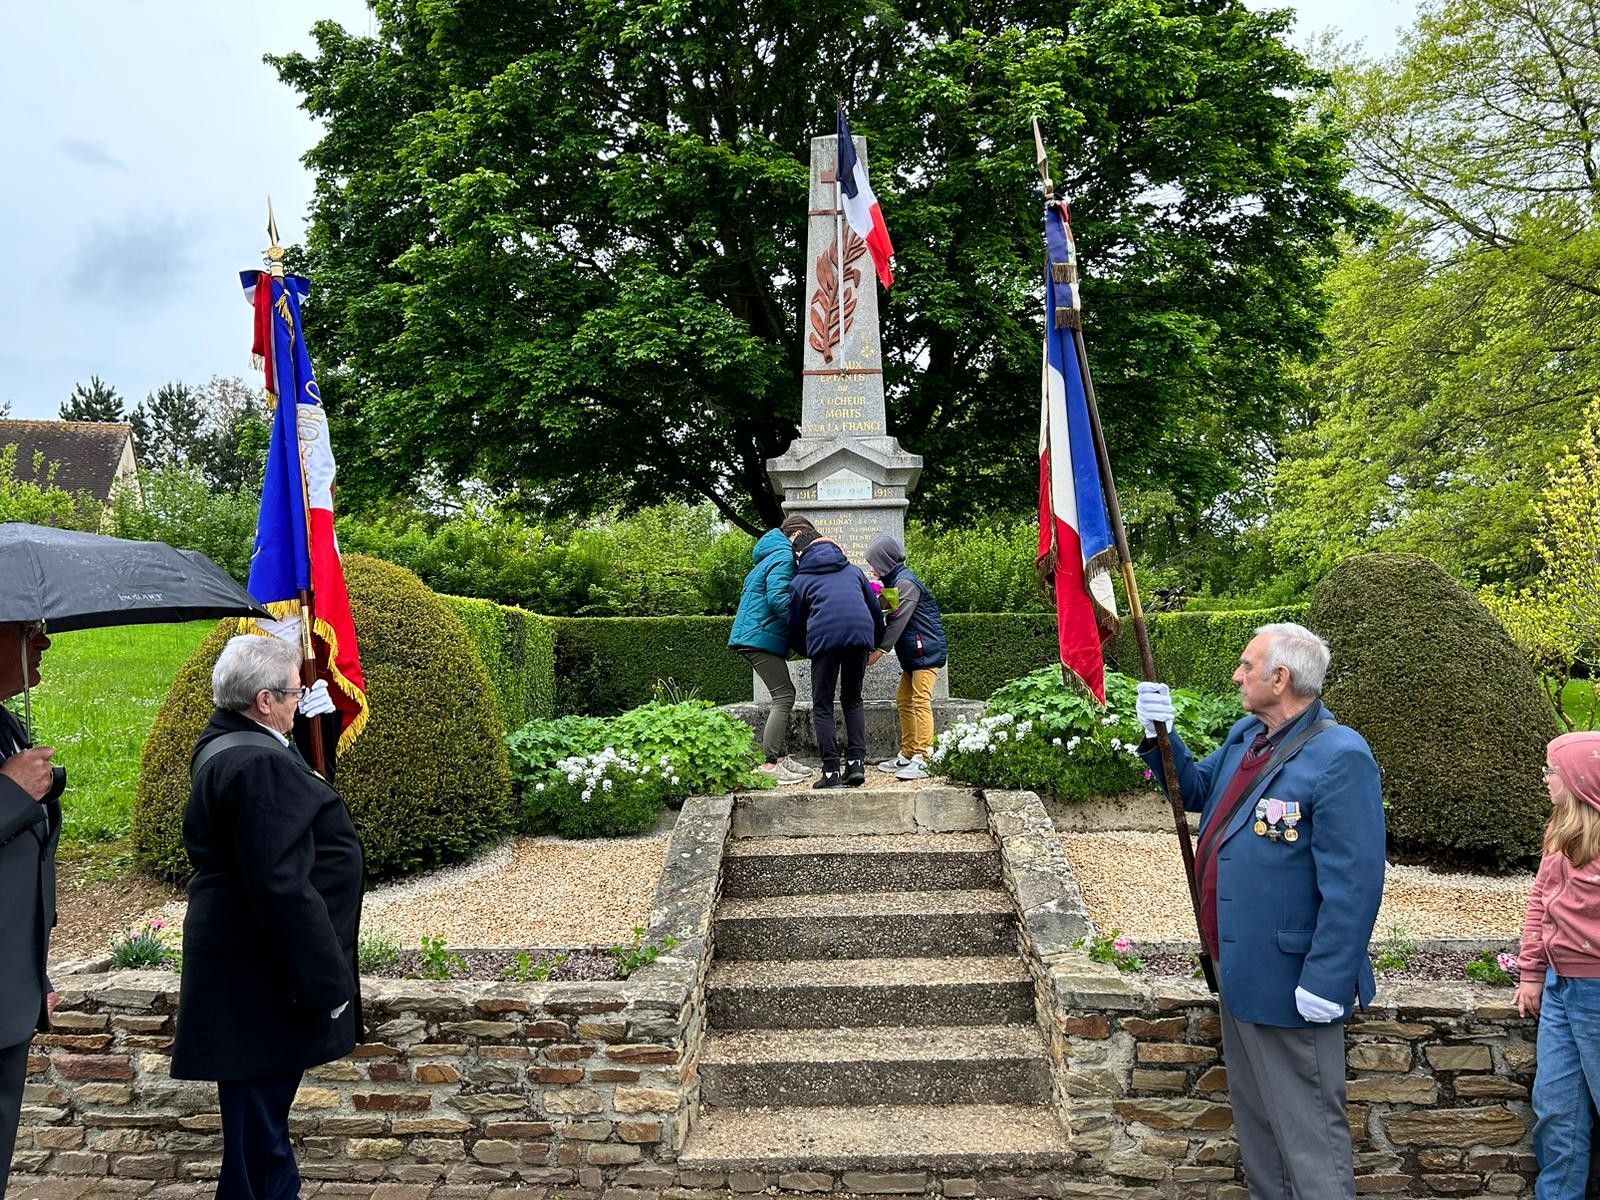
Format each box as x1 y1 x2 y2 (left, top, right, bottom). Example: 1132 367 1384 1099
1309 553 1556 869
133 554 514 882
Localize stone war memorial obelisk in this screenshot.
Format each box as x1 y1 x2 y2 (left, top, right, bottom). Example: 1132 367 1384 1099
738 131 981 758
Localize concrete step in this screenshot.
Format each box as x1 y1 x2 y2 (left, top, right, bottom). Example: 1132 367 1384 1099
721 830 1001 898
699 1024 1052 1107
706 955 1036 1030
677 1102 1074 1173
729 786 989 839
713 889 1017 960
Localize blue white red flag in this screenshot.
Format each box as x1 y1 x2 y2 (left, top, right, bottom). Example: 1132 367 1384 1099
1037 198 1117 701
836 109 895 289
241 269 368 750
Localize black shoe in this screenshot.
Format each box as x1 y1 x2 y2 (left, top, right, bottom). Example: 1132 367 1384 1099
813 771 846 789
844 759 866 786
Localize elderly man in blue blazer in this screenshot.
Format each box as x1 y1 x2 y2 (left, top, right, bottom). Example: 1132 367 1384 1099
1136 622 1385 1200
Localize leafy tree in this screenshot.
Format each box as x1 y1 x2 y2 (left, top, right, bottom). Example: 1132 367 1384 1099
0 446 102 530
272 0 1370 532
130 382 208 472
1268 0 1600 584
60 375 126 423
1482 400 1600 730
127 376 270 491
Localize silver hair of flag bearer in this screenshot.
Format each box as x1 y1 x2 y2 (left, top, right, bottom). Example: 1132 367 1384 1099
1136 623 1386 1200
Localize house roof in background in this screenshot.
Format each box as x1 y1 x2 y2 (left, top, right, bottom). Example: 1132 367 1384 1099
0 419 136 500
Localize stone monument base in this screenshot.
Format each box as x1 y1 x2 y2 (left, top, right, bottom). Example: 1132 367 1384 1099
722 698 984 764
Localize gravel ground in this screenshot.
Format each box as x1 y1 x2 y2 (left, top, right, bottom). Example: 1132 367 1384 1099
1061 830 1533 942
52 856 183 959
1139 949 1518 984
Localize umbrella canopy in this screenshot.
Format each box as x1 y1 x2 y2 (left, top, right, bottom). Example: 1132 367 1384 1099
0 522 270 632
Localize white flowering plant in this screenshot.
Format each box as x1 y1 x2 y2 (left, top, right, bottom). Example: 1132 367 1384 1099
928 668 1237 799
507 701 766 836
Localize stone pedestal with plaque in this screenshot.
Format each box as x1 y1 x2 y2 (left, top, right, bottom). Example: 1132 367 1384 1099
728 133 981 761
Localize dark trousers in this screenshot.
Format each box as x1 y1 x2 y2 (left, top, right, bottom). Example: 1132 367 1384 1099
217 1072 303 1200
810 648 868 771
0 1037 30 1200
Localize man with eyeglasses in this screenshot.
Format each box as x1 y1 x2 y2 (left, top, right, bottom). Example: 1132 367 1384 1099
172 634 363 1200
0 622 60 1196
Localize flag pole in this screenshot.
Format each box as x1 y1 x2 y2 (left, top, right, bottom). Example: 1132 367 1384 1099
834 103 847 370
1032 122 1216 993
265 199 327 775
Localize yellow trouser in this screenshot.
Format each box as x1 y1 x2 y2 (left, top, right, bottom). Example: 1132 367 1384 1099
896 667 940 758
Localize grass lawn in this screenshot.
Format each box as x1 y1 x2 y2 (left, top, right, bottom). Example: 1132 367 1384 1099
10 622 214 848
1561 679 1598 731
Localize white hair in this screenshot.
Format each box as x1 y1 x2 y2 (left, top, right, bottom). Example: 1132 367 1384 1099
1256 622 1330 698
212 634 301 711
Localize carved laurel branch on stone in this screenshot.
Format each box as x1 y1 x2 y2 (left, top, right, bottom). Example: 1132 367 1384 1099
808 228 868 364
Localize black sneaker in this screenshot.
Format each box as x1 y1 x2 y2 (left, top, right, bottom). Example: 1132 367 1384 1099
844 759 866 787
813 771 846 789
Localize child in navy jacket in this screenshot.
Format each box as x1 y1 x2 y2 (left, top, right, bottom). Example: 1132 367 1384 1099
787 532 884 787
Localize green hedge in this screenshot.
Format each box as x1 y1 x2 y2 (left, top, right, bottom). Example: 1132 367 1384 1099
553 617 747 714
544 607 1310 714
443 595 557 727
943 613 1062 699
1108 605 1310 695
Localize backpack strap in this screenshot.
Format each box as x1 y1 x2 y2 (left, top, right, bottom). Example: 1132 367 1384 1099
190 730 294 784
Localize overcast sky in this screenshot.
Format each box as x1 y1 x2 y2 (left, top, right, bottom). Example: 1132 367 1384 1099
0 0 1418 421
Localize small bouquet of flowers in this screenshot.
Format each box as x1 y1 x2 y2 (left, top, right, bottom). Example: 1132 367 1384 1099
868 579 900 612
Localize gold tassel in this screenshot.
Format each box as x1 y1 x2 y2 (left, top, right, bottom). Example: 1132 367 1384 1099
1051 261 1069 283
1062 309 1082 331
1036 547 1058 603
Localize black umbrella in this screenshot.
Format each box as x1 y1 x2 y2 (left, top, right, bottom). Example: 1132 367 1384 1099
0 522 271 736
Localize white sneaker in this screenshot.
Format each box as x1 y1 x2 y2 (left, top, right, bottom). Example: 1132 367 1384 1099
878 755 912 773
775 756 814 784
757 761 781 778
895 756 930 781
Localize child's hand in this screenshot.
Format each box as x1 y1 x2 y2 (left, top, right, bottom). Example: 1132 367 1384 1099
1514 979 1543 1018
868 650 884 667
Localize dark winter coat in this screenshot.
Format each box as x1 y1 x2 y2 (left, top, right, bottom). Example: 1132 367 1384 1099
172 709 365 1081
788 541 884 657
729 529 795 656
0 707 58 1050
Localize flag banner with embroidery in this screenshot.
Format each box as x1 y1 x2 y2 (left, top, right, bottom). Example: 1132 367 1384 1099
240 269 368 750
1037 198 1117 701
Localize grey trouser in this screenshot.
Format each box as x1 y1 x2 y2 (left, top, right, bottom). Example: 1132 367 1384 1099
739 648 795 759
1220 996 1354 1200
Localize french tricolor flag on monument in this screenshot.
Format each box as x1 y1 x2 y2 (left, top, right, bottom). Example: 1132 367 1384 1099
837 109 895 289
1038 198 1118 701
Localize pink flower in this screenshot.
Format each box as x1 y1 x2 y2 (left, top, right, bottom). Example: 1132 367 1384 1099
150 919 167 931
1113 936 1133 955
1143 769 1154 780
1497 953 1518 974
869 580 884 595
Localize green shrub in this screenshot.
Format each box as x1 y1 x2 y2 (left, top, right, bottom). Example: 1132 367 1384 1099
942 613 1062 698
133 555 515 882
442 595 557 727
1310 553 1556 869
931 669 1239 799
1107 605 1311 695
906 520 1044 614
507 702 762 835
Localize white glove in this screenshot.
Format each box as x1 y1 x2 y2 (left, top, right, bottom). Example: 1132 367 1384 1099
1295 986 1344 1023
330 1000 350 1020
1135 682 1175 738
299 679 337 718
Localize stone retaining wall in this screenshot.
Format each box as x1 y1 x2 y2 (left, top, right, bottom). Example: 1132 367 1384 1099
13 794 731 1192
986 791 1548 1197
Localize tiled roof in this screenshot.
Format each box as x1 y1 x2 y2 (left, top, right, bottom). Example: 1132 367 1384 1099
0 420 136 501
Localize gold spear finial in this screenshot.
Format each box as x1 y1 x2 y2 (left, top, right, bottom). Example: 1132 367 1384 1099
1032 117 1054 202
265 197 286 279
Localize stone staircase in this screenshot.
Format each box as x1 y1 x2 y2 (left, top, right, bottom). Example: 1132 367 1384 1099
678 788 1074 1190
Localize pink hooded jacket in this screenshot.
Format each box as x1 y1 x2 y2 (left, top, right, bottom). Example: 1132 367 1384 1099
1520 732 1600 983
